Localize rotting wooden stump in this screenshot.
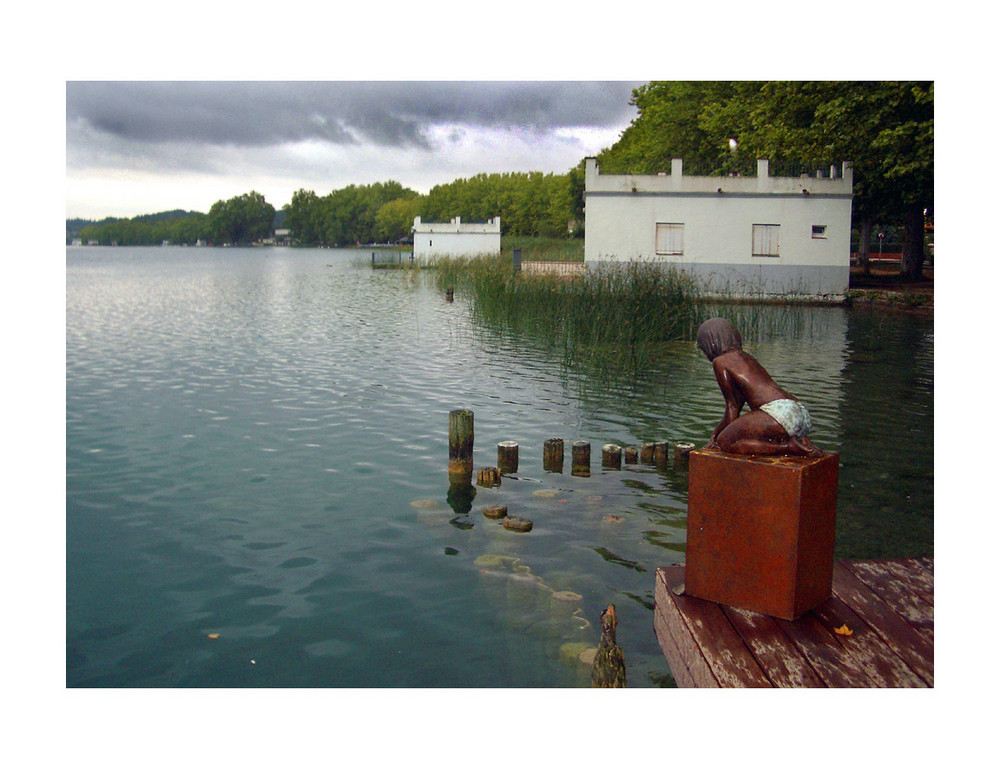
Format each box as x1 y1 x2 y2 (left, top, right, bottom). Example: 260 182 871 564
503 515 533 532
674 441 695 466
448 409 474 484
602 444 622 469
497 441 519 475
543 438 564 473
481 504 508 520
477 466 501 487
624 446 639 465
571 441 591 477
640 443 655 464
653 441 670 468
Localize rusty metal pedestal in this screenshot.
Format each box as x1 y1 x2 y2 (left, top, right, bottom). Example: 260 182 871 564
685 448 839 621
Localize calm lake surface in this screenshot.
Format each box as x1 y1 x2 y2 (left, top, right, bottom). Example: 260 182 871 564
66 246 933 687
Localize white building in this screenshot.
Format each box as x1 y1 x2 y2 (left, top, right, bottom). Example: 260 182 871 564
584 157 853 299
412 216 501 259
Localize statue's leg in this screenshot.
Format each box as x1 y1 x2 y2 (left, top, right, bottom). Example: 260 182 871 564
717 410 805 456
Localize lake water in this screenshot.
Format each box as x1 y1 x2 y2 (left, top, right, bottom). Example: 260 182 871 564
66 246 933 687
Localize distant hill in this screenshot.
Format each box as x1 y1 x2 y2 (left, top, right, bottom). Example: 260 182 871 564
67 209 205 238
134 209 204 224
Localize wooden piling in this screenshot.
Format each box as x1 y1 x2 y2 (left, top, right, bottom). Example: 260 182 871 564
543 438 564 473
445 287 455 302
448 409 474 484
477 466 501 487
624 446 639 464
481 504 508 520
602 444 622 469
653 441 670 468
572 441 591 477
498 441 519 475
640 443 655 464
674 441 696 467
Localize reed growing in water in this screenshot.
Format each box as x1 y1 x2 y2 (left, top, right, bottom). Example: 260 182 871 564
428 255 702 376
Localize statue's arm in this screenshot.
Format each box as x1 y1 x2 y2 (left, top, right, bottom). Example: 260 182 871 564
709 364 745 441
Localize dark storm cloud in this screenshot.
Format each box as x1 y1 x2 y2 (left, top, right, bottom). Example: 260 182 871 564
66 81 640 150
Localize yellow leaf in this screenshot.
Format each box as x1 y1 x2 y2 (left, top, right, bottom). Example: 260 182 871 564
207 633 220 639
833 624 853 636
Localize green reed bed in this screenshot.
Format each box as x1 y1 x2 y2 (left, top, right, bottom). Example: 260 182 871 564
429 255 702 376
501 236 584 263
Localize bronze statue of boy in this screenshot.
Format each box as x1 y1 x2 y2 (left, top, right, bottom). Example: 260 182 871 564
697 318 821 457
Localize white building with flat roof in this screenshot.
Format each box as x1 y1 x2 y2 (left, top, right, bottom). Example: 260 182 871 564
584 157 853 300
412 216 501 259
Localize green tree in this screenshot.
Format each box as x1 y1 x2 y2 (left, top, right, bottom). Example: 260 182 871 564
208 191 276 245
376 197 421 242
421 171 575 237
597 82 742 175
283 189 321 245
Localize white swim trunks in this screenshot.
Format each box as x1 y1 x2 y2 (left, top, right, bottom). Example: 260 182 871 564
759 398 812 438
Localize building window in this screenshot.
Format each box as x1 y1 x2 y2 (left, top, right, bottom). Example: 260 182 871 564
812 225 827 239
655 223 684 255
752 224 780 257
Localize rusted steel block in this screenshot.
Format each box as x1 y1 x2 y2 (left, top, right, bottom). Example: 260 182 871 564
685 447 839 621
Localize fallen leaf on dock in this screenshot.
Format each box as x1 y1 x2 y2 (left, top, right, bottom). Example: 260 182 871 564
833 624 853 636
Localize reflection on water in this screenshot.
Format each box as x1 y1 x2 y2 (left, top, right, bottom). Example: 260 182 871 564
66 247 932 687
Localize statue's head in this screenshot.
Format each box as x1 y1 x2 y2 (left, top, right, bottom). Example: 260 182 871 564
697 318 743 361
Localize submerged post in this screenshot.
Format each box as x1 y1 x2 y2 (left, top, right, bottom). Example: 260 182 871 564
674 441 695 468
477 466 501 487
543 438 564 473
497 441 519 475
572 441 591 477
602 444 622 469
449 409 474 484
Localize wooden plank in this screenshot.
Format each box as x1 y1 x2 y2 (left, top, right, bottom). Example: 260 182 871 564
653 560 933 688
656 567 772 688
890 558 935 603
653 603 697 687
831 562 934 685
654 568 719 687
775 611 880 687
898 557 935 643
846 560 934 630
812 595 927 687
721 605 825 687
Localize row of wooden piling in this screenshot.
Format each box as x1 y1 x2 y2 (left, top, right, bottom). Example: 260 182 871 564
449 408 696 485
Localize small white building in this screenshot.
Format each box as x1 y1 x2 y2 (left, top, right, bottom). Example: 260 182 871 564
412 216 501 259
584 157 853 299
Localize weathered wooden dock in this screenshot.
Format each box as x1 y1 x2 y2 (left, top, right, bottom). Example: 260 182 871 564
654 558 933 687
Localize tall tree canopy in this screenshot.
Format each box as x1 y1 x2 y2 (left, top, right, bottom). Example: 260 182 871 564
209 191 276 246
282 181 420 246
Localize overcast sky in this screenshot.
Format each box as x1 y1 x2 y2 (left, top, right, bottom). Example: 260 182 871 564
66 81 643 220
